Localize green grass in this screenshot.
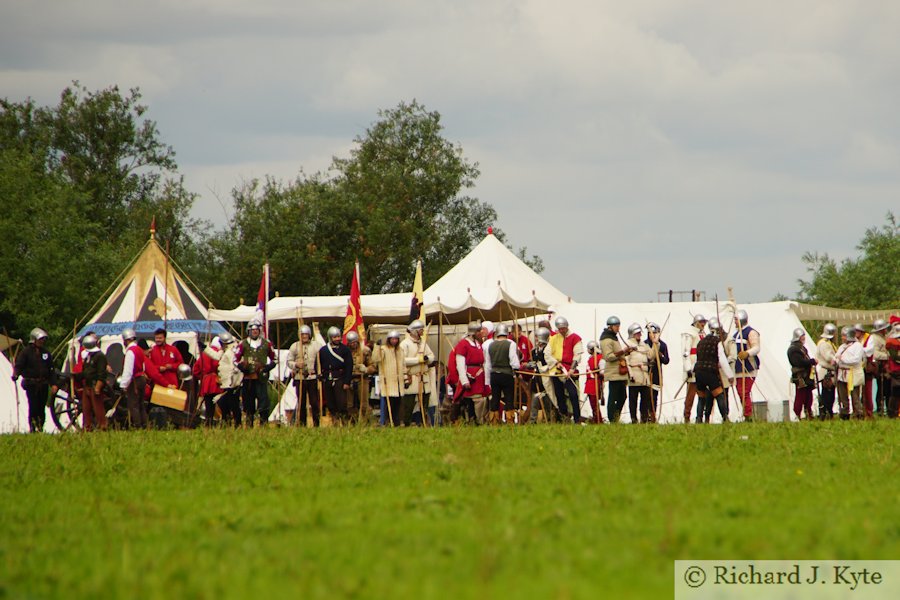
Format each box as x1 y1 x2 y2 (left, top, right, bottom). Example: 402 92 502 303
1 422 899 599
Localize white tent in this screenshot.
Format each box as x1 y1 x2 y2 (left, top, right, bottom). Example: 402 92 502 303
548 300 818 423
423 232 572 323
0 351 53 433
209 232 574 326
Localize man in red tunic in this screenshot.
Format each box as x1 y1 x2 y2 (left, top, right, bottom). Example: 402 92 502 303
194 336 225 426
147 328 182 389
583 341 605 423
453 321 487 424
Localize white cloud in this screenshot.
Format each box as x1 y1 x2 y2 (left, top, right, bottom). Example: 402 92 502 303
2 0 898 303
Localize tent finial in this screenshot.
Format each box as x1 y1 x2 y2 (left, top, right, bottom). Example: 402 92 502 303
150 216 156 239
487 226 493 235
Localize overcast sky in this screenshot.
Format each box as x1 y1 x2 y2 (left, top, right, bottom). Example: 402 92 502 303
3 1 898 304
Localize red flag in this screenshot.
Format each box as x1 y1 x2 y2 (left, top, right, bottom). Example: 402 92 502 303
255 263 269 337
343 261 365 343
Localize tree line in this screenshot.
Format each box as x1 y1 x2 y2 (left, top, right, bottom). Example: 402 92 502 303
0 83 542 341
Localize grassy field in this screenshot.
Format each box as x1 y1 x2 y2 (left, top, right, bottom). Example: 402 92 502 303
1 421 899 599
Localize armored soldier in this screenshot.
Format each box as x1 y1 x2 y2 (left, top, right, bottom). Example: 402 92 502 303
454 321 487 424
79 334 108 431
346 330 373 422
694 327 734 423
583 341 605 424
318 327 353 425
548 316 583 424
235 320 275 426
12 328 57 432
815 324 838 420
787 328 816 420
869 319 890 416
525 327 557 423
400 320 436 426
645 322 669 424
732 310 761 421
117 328 149 428
625 323 653 423
834 327 865 419
371 330 407 426
287 325 321 427
484 324 520 425
216 333 242 427
600 316 633 423
682 314 707 423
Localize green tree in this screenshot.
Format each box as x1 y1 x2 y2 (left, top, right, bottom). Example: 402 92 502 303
797 212 899 309
0 84 203 341
202 101 543 305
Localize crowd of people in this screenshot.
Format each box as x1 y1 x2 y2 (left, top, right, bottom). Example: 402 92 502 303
8 312 900 432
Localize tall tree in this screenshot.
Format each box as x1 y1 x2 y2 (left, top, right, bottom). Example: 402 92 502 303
797 212 899 309
0 84 202 340
202 100 543 305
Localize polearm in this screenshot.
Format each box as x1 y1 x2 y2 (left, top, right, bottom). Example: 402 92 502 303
727 286 748 420
417 321 431 427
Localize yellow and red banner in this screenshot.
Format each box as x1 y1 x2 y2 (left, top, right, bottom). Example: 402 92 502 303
343 260 365 342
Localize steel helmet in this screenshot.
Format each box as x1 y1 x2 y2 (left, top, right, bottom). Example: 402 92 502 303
387 329 402 341
554 316 569 329
219 332 235 345
736 310 749 326
494 324 509 337
852 323 865 333
177 363 193 381
29 328 48 342
872 319 889 332
121 328 137 342
408 320 425 332
791 327 805 343
536 327 551 344
346 331 360 344
841 326 852 340
647 322 660 333
298 325 312 337
606 316 621 326
467 321 481 334
627 323 642 336
693 314 708 325
821 323 836 339
81 334 99 350
707 317 721 331
587 340 598 353
327 326 342 340
248 320 262 330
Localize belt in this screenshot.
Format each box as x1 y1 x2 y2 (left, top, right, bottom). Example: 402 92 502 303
466 363 482 367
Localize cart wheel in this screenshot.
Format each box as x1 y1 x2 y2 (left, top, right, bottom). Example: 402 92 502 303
50 390 82 432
